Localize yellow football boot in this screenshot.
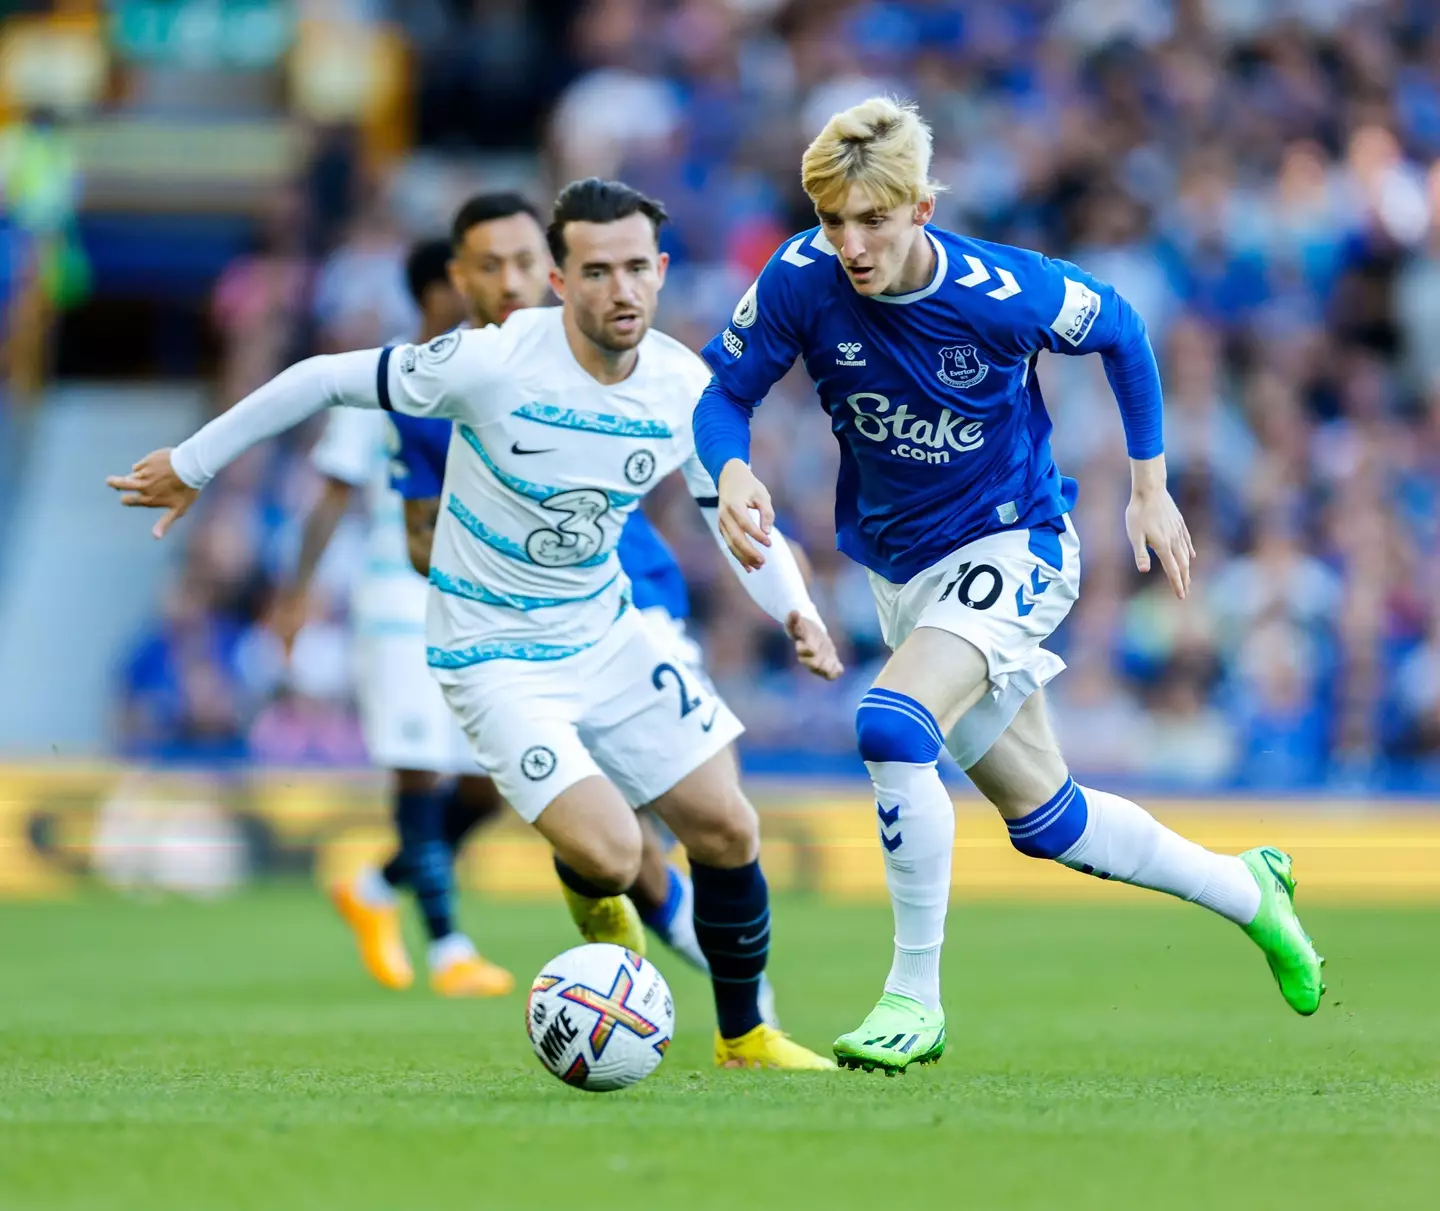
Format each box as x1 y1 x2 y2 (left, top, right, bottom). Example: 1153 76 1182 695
329 879 413 991
715 1024 837 1070
429 952 515 998
560 885 647 955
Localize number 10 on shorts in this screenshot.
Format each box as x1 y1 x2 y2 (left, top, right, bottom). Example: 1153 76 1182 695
937 561 1003 611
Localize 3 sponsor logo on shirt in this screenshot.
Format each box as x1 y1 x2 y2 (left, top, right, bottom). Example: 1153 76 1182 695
845 391 984 465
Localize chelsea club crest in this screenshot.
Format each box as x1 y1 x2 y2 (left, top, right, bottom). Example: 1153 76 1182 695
937 345 989 390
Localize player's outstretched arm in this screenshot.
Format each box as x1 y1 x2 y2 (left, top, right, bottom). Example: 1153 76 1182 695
684 460 842 681
105 350 385 539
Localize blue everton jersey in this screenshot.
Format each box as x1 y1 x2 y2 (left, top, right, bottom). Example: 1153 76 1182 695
699 224 1161 583
388 412 690 619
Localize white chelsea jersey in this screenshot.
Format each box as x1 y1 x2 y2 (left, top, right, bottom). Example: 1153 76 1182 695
310 407 427 628
379 307 717 669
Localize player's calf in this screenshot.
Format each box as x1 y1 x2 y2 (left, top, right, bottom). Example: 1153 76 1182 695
854 686 954 1013
535 776 645 893
535 777 648 954
650 753 772 1041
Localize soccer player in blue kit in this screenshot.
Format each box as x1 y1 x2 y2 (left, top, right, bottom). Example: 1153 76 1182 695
693 97 1326 1073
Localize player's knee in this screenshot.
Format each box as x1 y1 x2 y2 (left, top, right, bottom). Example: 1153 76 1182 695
855 688 944 765
560 831 644 893
679 795 759 867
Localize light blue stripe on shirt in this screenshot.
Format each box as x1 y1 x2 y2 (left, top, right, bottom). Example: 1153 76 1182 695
429 566 620 611
511 401 672 439
457 425 639 510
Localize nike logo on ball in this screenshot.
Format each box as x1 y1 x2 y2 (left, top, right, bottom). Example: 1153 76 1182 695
511 442 556 456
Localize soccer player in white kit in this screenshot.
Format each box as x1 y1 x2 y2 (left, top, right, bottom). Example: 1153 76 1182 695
109 179 841 1069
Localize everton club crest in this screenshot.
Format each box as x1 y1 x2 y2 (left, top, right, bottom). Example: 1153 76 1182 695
937 345 989 390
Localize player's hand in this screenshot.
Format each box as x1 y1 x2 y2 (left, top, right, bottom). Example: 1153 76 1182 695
1125 484 1195 600
106 448 199 539
717 460 773 571
787 610 844 681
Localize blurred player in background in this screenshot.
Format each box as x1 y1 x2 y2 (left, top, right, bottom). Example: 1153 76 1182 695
273 238 515 998
696 98 1325 1074
113 180 835 1064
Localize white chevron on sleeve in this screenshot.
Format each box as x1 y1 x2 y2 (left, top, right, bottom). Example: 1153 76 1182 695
781 239 815 268
956 256 1023 301
986 268 1021 300
955 255 990 288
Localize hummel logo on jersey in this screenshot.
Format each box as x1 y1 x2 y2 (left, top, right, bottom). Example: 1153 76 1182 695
1015 566 1055 617
846 392 984 465
955 254 1022 300
836 341 866 367
877 801 902 852
511 442 556 456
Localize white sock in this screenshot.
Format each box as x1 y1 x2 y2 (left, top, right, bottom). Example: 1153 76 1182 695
354 866 396 908
1062 786 1261 925
662 872 709 973
427 932 476 971
867 759 954 1012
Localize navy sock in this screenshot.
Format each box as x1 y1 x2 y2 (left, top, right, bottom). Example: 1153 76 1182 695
443 780 502 850
690 860 769 1039
553 855 627 899
395 789 453 940
379 850 408 888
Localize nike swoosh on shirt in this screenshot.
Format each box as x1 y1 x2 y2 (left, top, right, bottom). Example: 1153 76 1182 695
700 708 719 732
510 442 556 456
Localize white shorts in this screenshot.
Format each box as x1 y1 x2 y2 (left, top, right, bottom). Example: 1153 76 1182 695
432 607 744 824
868 515 1081 770
353 624 479 775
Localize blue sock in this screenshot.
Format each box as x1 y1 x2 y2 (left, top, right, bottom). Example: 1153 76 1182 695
1006 777 1089 860
637 865 685 937
395 789 454 940
690 860 769 1039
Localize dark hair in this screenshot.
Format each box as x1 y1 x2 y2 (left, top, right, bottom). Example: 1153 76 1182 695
405 237 454 307
546 178 668 265
451 191 543 248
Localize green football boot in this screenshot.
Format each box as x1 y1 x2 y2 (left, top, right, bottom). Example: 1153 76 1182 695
833 992 947 1075
1239 847 1326 1016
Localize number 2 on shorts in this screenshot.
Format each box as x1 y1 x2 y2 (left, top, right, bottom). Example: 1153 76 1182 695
652 662 702 718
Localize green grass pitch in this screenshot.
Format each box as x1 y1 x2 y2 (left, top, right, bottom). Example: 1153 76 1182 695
1 887 1437 1210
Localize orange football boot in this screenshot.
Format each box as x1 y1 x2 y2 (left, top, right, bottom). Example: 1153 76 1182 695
330 878 414 991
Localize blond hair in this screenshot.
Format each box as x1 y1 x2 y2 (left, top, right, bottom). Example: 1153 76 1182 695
800 97 943 213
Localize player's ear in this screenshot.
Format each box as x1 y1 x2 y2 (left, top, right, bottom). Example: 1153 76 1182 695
548 264 566 301
913 195 935 226
654 250 669 289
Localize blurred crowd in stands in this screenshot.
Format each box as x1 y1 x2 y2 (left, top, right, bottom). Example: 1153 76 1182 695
108 0 1440 788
